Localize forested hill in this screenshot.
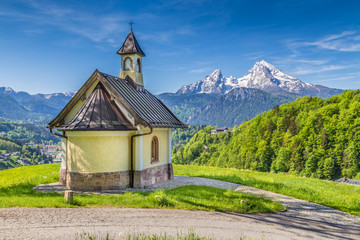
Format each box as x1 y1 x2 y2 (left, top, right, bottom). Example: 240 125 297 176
173 90 360 180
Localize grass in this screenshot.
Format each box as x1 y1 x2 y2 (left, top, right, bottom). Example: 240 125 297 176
174 164 360 217
0 163 283 213
75 230 266 240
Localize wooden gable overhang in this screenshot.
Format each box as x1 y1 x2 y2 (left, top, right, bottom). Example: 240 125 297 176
48 70 99 129
48 70 148 130
58 83 137 131
48 70 187 131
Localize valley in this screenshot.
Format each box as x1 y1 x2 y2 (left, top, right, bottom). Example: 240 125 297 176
0 60 356 182
173 90 360 180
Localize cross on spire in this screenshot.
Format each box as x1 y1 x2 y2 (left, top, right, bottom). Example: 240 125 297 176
129 21 134 31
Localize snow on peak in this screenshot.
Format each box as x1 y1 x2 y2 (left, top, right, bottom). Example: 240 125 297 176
204 69 223 83
236 60 311 93
176 60 336 95
63 91 75 97
5 87 14 92
257 60 276 69
210 69 222 76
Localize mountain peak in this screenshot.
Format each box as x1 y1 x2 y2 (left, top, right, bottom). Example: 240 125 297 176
253 60 280 73
5 87 14 92
176 61 343 97
210 69 222 76
257 60 275 68
0 87 16 94
204 69 223 83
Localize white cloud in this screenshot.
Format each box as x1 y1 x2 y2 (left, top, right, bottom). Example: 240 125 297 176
0 1 128 43
315 72 360 82
292 64 351 75
295 59 329 65
294 31 360 52
189 67 212 73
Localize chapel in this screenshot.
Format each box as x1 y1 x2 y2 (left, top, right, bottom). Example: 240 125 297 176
48 27 186 190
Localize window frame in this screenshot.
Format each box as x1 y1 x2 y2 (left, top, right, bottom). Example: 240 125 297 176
136 58 142 73
151 136 159 163
123 57 133 71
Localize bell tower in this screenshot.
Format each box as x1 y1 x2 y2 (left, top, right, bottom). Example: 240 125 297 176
117 23 145 86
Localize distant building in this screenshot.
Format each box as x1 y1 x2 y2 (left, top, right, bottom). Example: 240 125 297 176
13 152 20 156
211 127 229 135
203 145 209 153
18 158 30 166
53 153 62 163
26 143 36 148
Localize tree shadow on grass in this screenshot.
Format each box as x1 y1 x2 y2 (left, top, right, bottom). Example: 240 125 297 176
166 186 279 214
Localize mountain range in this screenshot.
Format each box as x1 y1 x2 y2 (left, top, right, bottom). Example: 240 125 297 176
159 60 343 126
0 87 75 122
0 60 344 126
176 60 343 98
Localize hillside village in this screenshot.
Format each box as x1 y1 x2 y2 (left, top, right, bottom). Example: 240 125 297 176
0 132 60 168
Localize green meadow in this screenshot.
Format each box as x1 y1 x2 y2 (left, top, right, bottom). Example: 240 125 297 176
174 164 360 216
2 163 359 217
0 163 282 214
75 231 262 240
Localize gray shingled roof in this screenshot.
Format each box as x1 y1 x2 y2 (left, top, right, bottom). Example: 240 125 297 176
99 72 186 128
117 30 145 56
59 83 136 131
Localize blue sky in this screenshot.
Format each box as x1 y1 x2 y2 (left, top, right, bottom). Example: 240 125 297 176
0 0 360 94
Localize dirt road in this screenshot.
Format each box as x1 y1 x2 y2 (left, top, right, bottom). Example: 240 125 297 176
1 208 359 240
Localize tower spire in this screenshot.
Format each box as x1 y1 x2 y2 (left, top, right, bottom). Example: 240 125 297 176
118 26 145 86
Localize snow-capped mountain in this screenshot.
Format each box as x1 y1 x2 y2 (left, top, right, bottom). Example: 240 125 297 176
177 60 343 98
177 69 230 95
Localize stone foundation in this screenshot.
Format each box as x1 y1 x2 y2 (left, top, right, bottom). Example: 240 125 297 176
63 163 173 190
66 171 130 191
134 163 174 188
59 168 67 185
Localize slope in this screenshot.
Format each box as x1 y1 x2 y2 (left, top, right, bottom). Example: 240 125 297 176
158 88 298 127
173 90 360 180
187 88 298 126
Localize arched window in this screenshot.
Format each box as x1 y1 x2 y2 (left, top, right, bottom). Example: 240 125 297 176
136 58 142 73
123 57 133 71
151 136 159 163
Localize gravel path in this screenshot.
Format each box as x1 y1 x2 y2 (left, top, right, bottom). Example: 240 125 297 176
0 208 359 240
151 176 360 226
2 175 359 240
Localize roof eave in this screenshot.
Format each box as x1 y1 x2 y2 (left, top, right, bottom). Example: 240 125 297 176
149 123 188 129
57 127 137 131
48 70 99 128
117 50 145 57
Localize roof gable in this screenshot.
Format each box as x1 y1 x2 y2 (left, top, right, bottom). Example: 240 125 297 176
48 70 99 128
117 30 145 56
48 70 186 129
59 83 136 131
